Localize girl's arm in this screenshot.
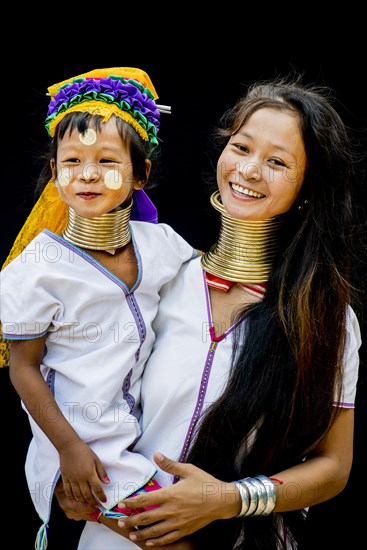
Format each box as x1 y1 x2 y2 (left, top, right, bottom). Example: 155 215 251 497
114 408 354 546
10 338 109 505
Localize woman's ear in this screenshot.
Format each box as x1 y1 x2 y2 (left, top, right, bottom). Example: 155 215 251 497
145 159 152 181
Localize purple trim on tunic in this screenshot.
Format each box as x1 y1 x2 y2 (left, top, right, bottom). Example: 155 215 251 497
125 293 146 360
177 271 244 468
177 339 219 470
121 228 146 410
202 268 244 341
46 368 56 395
122 291 147 413
122 369 135 412
2 329 48 340
333 401 355 408
117 230 145 412
176 272 217 469
176 269 249 476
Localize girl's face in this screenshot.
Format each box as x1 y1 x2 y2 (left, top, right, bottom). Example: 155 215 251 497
51 118 150 218
217 107 307 220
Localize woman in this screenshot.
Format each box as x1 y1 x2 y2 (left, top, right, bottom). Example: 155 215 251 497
58 75 363 549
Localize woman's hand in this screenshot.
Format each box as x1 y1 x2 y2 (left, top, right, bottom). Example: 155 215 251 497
116 452 240 546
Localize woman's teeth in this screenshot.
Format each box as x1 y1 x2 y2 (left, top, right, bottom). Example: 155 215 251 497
231 183 264 198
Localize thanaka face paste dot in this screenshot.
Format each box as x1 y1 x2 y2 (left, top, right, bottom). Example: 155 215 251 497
56 167 71 187
104 170 124 189
79 128 97 145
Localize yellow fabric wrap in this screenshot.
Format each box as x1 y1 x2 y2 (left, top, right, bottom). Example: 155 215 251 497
0 180 67 367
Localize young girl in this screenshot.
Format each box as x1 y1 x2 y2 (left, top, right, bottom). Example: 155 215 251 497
0 67 197 549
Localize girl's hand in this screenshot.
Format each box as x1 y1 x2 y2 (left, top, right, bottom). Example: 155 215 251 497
116 452 240 546
54 478 98 521
59 440 109 506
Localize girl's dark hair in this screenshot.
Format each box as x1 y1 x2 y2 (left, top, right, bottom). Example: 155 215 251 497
187 75 364 549
35 112 159 201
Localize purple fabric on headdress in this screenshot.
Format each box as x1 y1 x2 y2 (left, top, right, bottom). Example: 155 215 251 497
131 190 158 224
47 78 160 130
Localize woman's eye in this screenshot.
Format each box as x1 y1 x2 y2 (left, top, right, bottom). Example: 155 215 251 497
234 144 248 153
269 158 286 167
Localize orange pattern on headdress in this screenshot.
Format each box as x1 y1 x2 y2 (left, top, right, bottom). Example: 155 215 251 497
47 67 158 99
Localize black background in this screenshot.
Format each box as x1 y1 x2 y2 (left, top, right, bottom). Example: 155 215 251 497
1 28 366 549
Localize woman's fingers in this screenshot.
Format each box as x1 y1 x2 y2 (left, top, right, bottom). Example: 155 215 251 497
153 452 195 479
118 508 166 530
119 486 168 510
130 524 182 546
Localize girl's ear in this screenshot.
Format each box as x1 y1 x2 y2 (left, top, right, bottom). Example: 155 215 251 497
133 159 152 190
50 159 57 182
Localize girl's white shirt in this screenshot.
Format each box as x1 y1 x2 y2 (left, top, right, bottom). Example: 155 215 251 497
1 221 197 522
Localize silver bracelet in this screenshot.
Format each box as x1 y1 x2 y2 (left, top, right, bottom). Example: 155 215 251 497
255 475 277 516
232 475 277 518
245 477 268 516
242 477 258 516
234 481 250 517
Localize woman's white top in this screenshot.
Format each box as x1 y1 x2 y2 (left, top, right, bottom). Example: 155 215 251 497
0 221 196 524
136 257 361 486
78 256 361 549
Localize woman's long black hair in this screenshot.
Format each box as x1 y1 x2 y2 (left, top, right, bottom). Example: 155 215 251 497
186 76 364 549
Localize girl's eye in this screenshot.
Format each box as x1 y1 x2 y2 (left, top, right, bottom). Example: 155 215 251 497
63 158 80 164
100 159 117 164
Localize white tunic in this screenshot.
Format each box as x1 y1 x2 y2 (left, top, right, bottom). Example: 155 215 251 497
0 221 196 531
79 256 361 549
138 257 361 484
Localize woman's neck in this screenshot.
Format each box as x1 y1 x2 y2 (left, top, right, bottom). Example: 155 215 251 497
201 191 285 284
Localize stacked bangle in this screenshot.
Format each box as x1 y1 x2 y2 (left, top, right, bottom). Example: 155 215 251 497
256 475 277 515
234 479 250 517
233 475 277 518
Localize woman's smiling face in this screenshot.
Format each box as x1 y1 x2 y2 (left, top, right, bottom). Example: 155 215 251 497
217 107 307 220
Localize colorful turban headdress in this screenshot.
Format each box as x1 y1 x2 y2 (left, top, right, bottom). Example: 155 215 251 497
0 67 169 367
45 66 164 146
